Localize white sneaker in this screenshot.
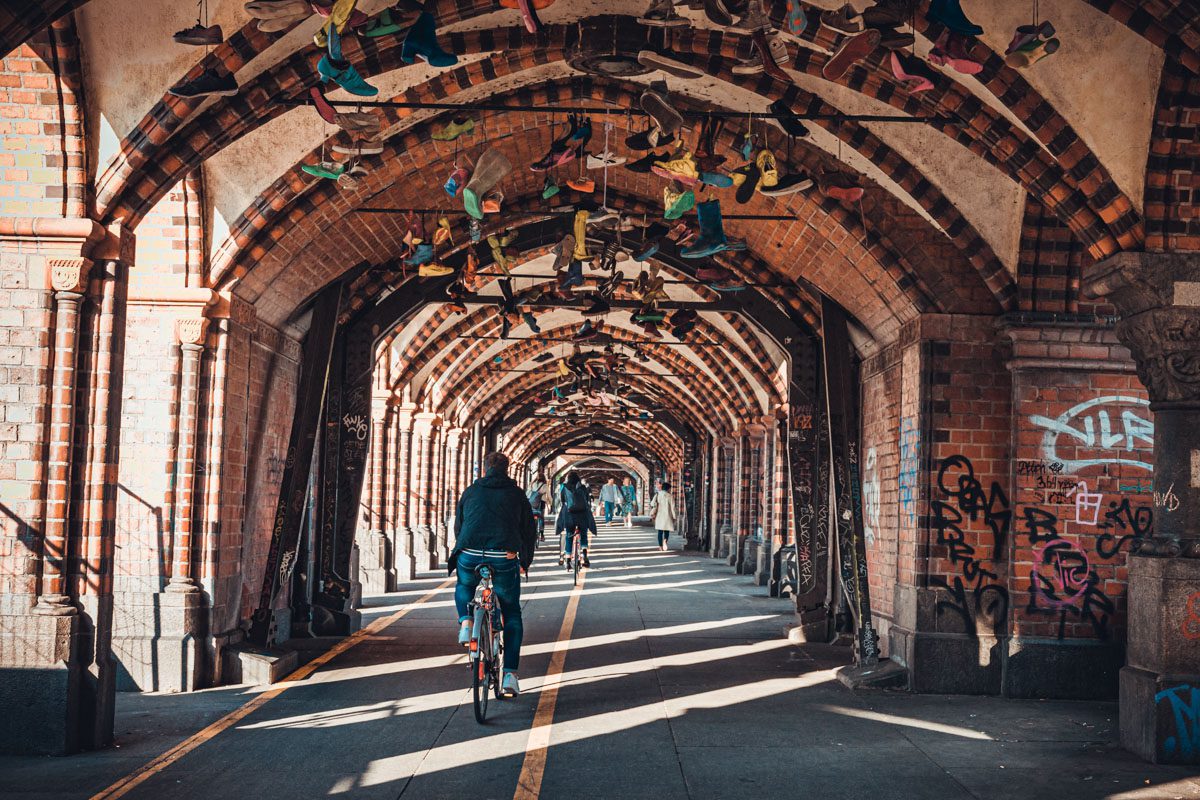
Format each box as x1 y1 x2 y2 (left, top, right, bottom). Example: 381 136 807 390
457 621 472 646
586 150 627 169
501 671 520 697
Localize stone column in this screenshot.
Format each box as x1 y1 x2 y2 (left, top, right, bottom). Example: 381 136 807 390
444 428 463 554
433 431 448 559
361 394 394 594
392 404 416 581
128 315 209 694
0 217 106 755
1086 252 1200 765
35 263 89 615
412 412 440 572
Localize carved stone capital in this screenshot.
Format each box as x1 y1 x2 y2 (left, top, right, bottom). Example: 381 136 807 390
175 316 210 347
1086 251 1200 405
48 257 92 293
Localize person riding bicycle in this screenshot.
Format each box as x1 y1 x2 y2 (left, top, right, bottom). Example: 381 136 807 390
555 470 597 570
526 471 552 540
449 451 536 697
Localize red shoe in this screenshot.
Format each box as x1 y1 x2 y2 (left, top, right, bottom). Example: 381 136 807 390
822 28 881 81
890 51 935 93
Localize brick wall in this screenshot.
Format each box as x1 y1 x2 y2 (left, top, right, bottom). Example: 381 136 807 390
0 245 53 614
0 21 86 220
860 340 903 646
1006 327 1152 645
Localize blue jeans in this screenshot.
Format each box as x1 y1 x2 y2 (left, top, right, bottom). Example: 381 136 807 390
658 530 670 546
603 501 615 523
455 553 523 671
564 529 589 554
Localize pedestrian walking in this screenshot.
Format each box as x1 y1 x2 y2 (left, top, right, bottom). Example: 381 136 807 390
620 476 638 527
648 480 677 551
600 478 621 525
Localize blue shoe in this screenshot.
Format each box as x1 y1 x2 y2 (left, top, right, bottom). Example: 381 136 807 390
457 621 471 646
401 11 458 67
927 0 982 36
317 55 378 96
404 243 434 267
501 671 519 697
699 170 733 188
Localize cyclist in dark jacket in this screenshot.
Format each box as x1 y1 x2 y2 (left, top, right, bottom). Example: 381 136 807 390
450 451 536 697
555 470 597 569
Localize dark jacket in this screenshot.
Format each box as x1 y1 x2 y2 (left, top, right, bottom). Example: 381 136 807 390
555 482 597 537
450 466 537 572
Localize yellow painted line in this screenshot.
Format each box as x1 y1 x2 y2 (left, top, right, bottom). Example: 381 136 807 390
91 578 455 800
513 567 586 800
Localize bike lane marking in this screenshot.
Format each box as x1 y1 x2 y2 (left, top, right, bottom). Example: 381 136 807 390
512 566 587 800
90 577 455 800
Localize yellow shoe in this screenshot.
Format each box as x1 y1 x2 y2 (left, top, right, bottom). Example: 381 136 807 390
419 261 454 277
433 216 453 246
756 150 779 189
651 149 699 186
572 210 590 261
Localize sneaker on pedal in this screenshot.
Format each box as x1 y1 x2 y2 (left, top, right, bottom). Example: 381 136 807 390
458 621 472 646
582 553 591 568
501 671 520 697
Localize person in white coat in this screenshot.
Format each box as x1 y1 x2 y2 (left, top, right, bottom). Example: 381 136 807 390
648 481 678 551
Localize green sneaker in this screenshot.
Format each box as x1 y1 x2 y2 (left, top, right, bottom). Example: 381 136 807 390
663 186 695 220
432 117 475 141
542 176 560 200
302 161 345 180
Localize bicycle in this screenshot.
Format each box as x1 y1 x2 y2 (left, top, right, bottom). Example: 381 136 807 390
466 564 504 723
565 525 586 586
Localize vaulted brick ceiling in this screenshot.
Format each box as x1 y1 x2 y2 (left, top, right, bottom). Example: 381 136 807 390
6 0 1176 455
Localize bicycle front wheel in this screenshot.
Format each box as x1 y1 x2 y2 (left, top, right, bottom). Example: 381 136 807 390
472 615 491 723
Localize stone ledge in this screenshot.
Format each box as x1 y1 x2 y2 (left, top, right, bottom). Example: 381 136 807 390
221 643 299 686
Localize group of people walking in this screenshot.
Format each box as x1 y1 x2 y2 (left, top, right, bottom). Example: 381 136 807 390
447 452 681 697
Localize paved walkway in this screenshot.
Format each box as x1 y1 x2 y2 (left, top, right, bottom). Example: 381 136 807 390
3 524 1199 799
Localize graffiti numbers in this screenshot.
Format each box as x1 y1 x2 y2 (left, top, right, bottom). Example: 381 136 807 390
1183 592 1200 641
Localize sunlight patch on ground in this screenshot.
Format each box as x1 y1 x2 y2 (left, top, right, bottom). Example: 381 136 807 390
814 705 994 740
358 670 839 784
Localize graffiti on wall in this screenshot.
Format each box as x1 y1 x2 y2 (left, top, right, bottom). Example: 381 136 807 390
1155 684 1200 759
1183 592 1200 641
1025 534 1115 640
898 417 919 527
1029 396 1153 473
928 454 1010 637
862 447 880 546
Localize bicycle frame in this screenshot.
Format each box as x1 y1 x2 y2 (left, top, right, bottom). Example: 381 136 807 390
467 565 505 722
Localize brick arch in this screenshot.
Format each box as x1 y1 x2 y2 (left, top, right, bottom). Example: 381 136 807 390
1143 58 1200 252
525 426 680 474
384 246 785 408
471 365 717 441
511 418 682 468
445 321 757 430
95 13 1129 272
419 306 774 424
1076 0 1200 74
209 76 1003 325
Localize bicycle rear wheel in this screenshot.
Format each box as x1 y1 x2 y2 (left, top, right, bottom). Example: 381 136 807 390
472 613 491 723
572 533 581 586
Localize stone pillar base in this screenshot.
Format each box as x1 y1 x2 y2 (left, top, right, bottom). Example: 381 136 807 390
753 543 771 586
1120 555 1200 765
0 612 84 755
394 527 417 582
738 538 758 576
109 590 207 692
360 531 395 595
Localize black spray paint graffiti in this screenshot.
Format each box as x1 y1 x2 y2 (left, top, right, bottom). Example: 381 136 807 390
1095 498 1154 558
1025 536 1115 641
928 455 1011 637
1156 684 1200 760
